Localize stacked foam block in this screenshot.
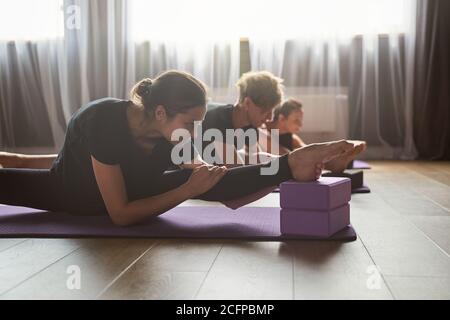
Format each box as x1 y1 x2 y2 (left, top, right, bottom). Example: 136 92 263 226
280 177 352 237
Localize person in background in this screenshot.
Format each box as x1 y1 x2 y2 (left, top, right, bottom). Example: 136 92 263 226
201 71 284 166
261 98 367 172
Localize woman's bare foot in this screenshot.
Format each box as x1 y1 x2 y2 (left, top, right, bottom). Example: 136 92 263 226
288 140 355 182
324 141 367 173
0 152 25 168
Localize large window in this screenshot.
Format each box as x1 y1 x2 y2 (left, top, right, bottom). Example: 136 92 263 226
130 0 414 41
0 0 414 41
0 0 64 40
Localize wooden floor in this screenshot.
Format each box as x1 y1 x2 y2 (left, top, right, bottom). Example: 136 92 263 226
1 161 449 300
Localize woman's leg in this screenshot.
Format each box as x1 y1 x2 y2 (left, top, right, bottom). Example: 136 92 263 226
148 140 354 202
0 168 63 211
153 154 292 202
0 152 57 169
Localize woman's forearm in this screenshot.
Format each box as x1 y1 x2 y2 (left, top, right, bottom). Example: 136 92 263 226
111 183 193 226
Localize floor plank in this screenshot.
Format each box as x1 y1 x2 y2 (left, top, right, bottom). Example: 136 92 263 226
1 161 450 300
99 240 222 300
196 241 293 300
1 239 157 300
0 239 85 295
408 162 450 187
351 192 450 278
407 216 450 257
101 271 206 300
289 240 393 300
0 239 27 253
367 178 450 217
370 162 450 212
385 276 450 300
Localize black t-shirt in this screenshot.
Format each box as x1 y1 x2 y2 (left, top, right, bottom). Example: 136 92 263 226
51 98 178 216
279 133 294 151
201 103 259 156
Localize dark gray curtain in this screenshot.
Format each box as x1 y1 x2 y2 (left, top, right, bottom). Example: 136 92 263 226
413 0 450 160
0 41 56 148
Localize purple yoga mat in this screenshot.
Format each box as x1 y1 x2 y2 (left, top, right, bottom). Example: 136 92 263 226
349 160 371 170
0 205 356 242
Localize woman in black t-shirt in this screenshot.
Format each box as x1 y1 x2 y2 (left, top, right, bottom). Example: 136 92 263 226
0 71 355 226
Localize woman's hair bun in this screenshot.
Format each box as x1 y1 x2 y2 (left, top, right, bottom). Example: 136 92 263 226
130 71 207 116
136 78 153 97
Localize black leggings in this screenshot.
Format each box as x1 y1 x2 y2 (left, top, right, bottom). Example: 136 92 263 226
0 155 292 213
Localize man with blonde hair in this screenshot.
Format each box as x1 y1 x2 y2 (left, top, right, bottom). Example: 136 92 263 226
201 71 284 166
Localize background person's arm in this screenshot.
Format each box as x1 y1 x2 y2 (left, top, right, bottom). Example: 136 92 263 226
255 128 290 156
91 156 226 226
293 134 307 149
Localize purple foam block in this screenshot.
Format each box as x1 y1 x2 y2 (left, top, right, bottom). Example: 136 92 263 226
280 204 350 237
280 177 351 210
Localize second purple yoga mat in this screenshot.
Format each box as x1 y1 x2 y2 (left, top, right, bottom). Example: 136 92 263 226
349 160 371 170
0 205 356 241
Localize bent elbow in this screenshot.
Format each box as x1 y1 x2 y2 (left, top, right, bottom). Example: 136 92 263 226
109 210 133 227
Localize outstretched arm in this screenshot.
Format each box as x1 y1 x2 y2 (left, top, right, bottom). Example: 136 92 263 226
293 134 307 149
91 156 227 226
256 128 290 156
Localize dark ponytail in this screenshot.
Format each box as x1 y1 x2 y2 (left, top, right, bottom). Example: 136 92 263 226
130 70 207 118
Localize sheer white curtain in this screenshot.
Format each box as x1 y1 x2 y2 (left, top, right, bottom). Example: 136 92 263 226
249 0 418 159
0 0 420 159
0 0 241 151
0 0 63 149
130 0 240 103
0 0 134 151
